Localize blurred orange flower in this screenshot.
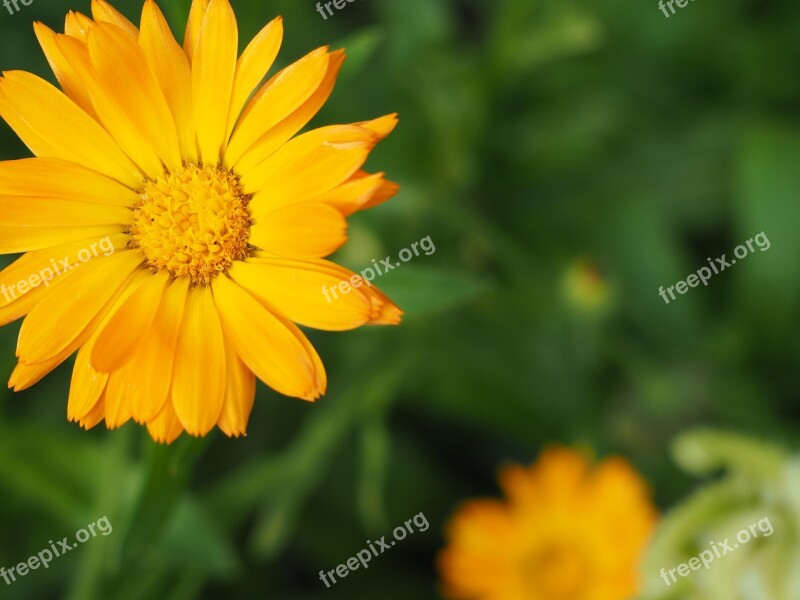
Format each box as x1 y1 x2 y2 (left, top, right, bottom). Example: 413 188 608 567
438 447 658 600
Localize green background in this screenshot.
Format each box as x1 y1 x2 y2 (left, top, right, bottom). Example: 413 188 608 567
1 0 799 598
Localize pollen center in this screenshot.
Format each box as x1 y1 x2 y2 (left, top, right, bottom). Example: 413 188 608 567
522 542 589 600
129 164 252 285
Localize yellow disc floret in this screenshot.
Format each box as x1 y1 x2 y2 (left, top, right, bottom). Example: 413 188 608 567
129 164 252 285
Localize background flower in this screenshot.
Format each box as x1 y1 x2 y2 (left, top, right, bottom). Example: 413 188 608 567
438 448 658 600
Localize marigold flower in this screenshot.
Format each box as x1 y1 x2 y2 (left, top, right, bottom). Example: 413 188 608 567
438 447 658 600
0 0 401 443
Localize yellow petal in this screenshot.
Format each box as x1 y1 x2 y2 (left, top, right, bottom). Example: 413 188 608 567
0 158 140 206
53 34 162 179
300 171 386 216
230 259 373 331
8 355 64 392
0 70 143 189
70 268 154 424
285 257 403 325
0 282 46 327
17 251 143 363
78 391 106 430
212 275 324 400
231 50 345 174
0 233 129 313
358 114 399 140
146 401 183 444
91 270 169 372
241 125 376 201
192 0 237 165
225 16 283 143
362 177 401 210
225 46 329 167
15 265 148 394
121 277 189 423
64 11 93 42
139 0 199 163
104 368 133 429
91 0 138 37
87 23 181 172
217 336 256 438
172 285 226 436
0 224 125 254
0 196 131 228
68 343 109 422
183 0 210 62
249 202 347 259
33 22 96 118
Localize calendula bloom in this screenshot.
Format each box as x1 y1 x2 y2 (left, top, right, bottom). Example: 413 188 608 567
0 0 401 443
438 447 658 600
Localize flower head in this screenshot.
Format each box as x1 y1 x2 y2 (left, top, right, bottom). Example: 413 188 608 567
0 0 401 443
438 447 658 600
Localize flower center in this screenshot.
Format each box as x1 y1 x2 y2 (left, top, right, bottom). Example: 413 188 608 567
522 542 590 600
129 164 252 285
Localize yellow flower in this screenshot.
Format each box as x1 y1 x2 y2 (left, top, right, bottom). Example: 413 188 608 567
0 0 402 443
438 447 658 600
563 258 611 313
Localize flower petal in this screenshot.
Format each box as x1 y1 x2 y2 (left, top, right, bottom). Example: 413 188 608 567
217 335 256 438
122 277 189 423
241 125 376 201
229 259 373 331
0 225 125 255
225 16 283 142
249 202 347 259
104 368 133 429
64 11 93 42
146 401 183 444
87 23 182 172
299 171 386 216
0 158 140 206
139 0 199 163
212 275 324 400
231 50 346 174
17 251 143 363
78 391 106 430
282 257 403 325
183 0 210 62
91 0 138 37
68 343 109 422
0 70 143 188
0 233 129 314
225 46 329 167
8 355 64 392
91 269 169 373
192 0 238 165
172 285 226 436
0 196 131 228
54 33 164 178
33 22 96 117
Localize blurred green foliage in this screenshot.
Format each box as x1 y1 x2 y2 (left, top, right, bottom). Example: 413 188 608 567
642 430 800 600
0 0 799 598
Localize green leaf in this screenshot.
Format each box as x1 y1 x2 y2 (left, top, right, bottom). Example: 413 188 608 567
376 266 490 319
